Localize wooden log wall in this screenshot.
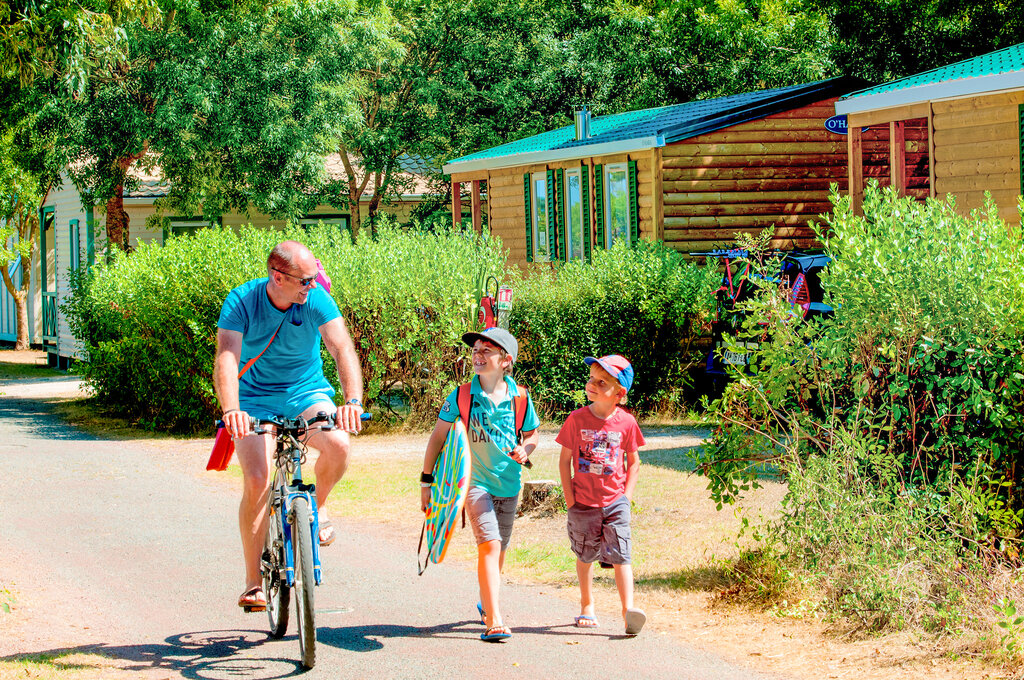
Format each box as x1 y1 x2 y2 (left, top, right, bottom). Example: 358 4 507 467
452 153 656 268
662 100 853 253
931 90 1024 223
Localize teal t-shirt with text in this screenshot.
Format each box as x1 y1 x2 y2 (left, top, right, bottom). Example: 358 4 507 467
438 375 540 498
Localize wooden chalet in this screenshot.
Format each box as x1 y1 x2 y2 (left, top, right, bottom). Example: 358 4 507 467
443 77 866 265
836 42 1024 222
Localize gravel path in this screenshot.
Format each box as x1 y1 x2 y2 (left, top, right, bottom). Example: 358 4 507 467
0 377 784 679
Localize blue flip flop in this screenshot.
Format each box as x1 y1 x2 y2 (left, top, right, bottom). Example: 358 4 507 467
476 601 486 625
574 614 600 628
481 625 512 642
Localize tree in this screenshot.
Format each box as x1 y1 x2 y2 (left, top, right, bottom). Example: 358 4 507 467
0 0 158 93
0 88 71 349
808 0 1024 82
58 0 376 251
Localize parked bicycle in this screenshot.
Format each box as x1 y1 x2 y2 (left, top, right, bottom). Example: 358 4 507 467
692 248 833 380
235 410 371 669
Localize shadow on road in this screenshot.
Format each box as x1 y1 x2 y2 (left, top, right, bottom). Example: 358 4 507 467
1 630 306 679
0 396 100 442
320 618 636 651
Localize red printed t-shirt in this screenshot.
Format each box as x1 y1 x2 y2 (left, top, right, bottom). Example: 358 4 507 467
556 406 645 508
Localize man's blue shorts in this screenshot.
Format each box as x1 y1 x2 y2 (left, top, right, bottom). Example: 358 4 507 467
240 387 335 422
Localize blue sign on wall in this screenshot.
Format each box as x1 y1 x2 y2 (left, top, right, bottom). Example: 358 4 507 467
825 115 848 134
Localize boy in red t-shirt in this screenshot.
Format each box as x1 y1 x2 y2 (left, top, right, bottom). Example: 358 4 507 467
556 354 647 636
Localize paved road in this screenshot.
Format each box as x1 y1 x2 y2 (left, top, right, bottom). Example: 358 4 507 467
0 377 783 680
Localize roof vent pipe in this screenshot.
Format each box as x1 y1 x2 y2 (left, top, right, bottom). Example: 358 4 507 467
574 106 591 141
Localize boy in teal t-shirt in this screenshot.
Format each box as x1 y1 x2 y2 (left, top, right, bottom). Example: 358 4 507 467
421 328 539 642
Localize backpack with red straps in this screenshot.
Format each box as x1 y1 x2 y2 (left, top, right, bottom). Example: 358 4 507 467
456 380 530 445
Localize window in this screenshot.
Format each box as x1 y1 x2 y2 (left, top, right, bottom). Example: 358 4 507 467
168 216 217 238
531 172 551 261
69 220 81 271
300 214 351 231
564 169 586 260
604 163 629 247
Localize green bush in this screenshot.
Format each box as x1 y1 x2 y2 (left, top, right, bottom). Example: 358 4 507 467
66 221 505 431
695 184 1024 631
509 240 719 418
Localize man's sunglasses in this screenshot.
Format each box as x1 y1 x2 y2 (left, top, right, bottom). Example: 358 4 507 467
272 268 317 287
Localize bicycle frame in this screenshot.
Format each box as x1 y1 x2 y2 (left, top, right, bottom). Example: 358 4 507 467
261 420 324 588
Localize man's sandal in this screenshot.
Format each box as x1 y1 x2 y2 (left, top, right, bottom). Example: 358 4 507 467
238 586 267 612
318 517 336 546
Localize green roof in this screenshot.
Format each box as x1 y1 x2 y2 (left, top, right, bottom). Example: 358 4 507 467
838 43 1024 112
446 77 864 172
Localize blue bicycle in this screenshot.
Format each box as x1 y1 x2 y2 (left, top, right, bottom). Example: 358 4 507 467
250 411 370 669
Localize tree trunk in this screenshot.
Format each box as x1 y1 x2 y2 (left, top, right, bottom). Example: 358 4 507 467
0 263 29 349
106 190 129 252
348 183 362 242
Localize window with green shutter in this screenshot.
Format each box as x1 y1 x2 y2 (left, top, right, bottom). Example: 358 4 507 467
603 162 630 247
594 164 604 249
628 160 639 243
555 169 566 261
564 168 586 261
581 165 592 263
526 172 552 261
523 173 533 262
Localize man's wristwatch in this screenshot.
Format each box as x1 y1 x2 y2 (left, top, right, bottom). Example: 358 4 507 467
345 398 362 408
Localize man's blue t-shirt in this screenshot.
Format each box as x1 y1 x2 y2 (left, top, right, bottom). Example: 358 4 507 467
438 375 540 498
218 278 340 401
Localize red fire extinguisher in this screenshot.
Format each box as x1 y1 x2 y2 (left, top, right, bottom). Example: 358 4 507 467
478 276 499 329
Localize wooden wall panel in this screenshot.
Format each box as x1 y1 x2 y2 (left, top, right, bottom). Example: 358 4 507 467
660 98 845 252
931 89 1024 223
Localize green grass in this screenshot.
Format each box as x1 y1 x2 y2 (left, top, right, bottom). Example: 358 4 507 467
0 652 121 679
0 360 62 381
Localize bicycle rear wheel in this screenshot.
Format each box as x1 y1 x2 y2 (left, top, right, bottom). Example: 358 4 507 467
291 496 317 668
262 491 290 638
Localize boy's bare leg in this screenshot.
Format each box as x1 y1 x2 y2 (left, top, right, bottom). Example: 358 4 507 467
613 563 635 618
576 559 597 618
479 539 504 628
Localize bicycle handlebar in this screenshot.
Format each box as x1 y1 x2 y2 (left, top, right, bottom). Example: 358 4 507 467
216 410 372 435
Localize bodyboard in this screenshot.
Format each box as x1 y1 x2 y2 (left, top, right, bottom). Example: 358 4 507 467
424 420 471 564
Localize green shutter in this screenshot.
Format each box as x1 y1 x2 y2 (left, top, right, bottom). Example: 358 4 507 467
1019 104 1023 198
628 160 639 244
523 173 533 263
85 204 95 267
581 165 592 263
546 169 556 261
594 164 605 249
555 168 566 262
40 206 54 293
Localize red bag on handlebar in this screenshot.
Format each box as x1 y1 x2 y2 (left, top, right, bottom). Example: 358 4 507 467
207 423 234 471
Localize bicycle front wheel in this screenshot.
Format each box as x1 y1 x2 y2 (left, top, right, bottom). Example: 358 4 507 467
291 496 317 669
262 491 290 638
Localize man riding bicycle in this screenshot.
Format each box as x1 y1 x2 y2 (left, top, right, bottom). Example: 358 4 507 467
214 240 365 611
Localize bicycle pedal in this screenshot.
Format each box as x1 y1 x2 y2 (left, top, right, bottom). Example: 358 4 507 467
243 605 267 613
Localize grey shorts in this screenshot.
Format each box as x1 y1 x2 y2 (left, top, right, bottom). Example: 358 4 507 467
466 486 519 550
566 494 632 565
